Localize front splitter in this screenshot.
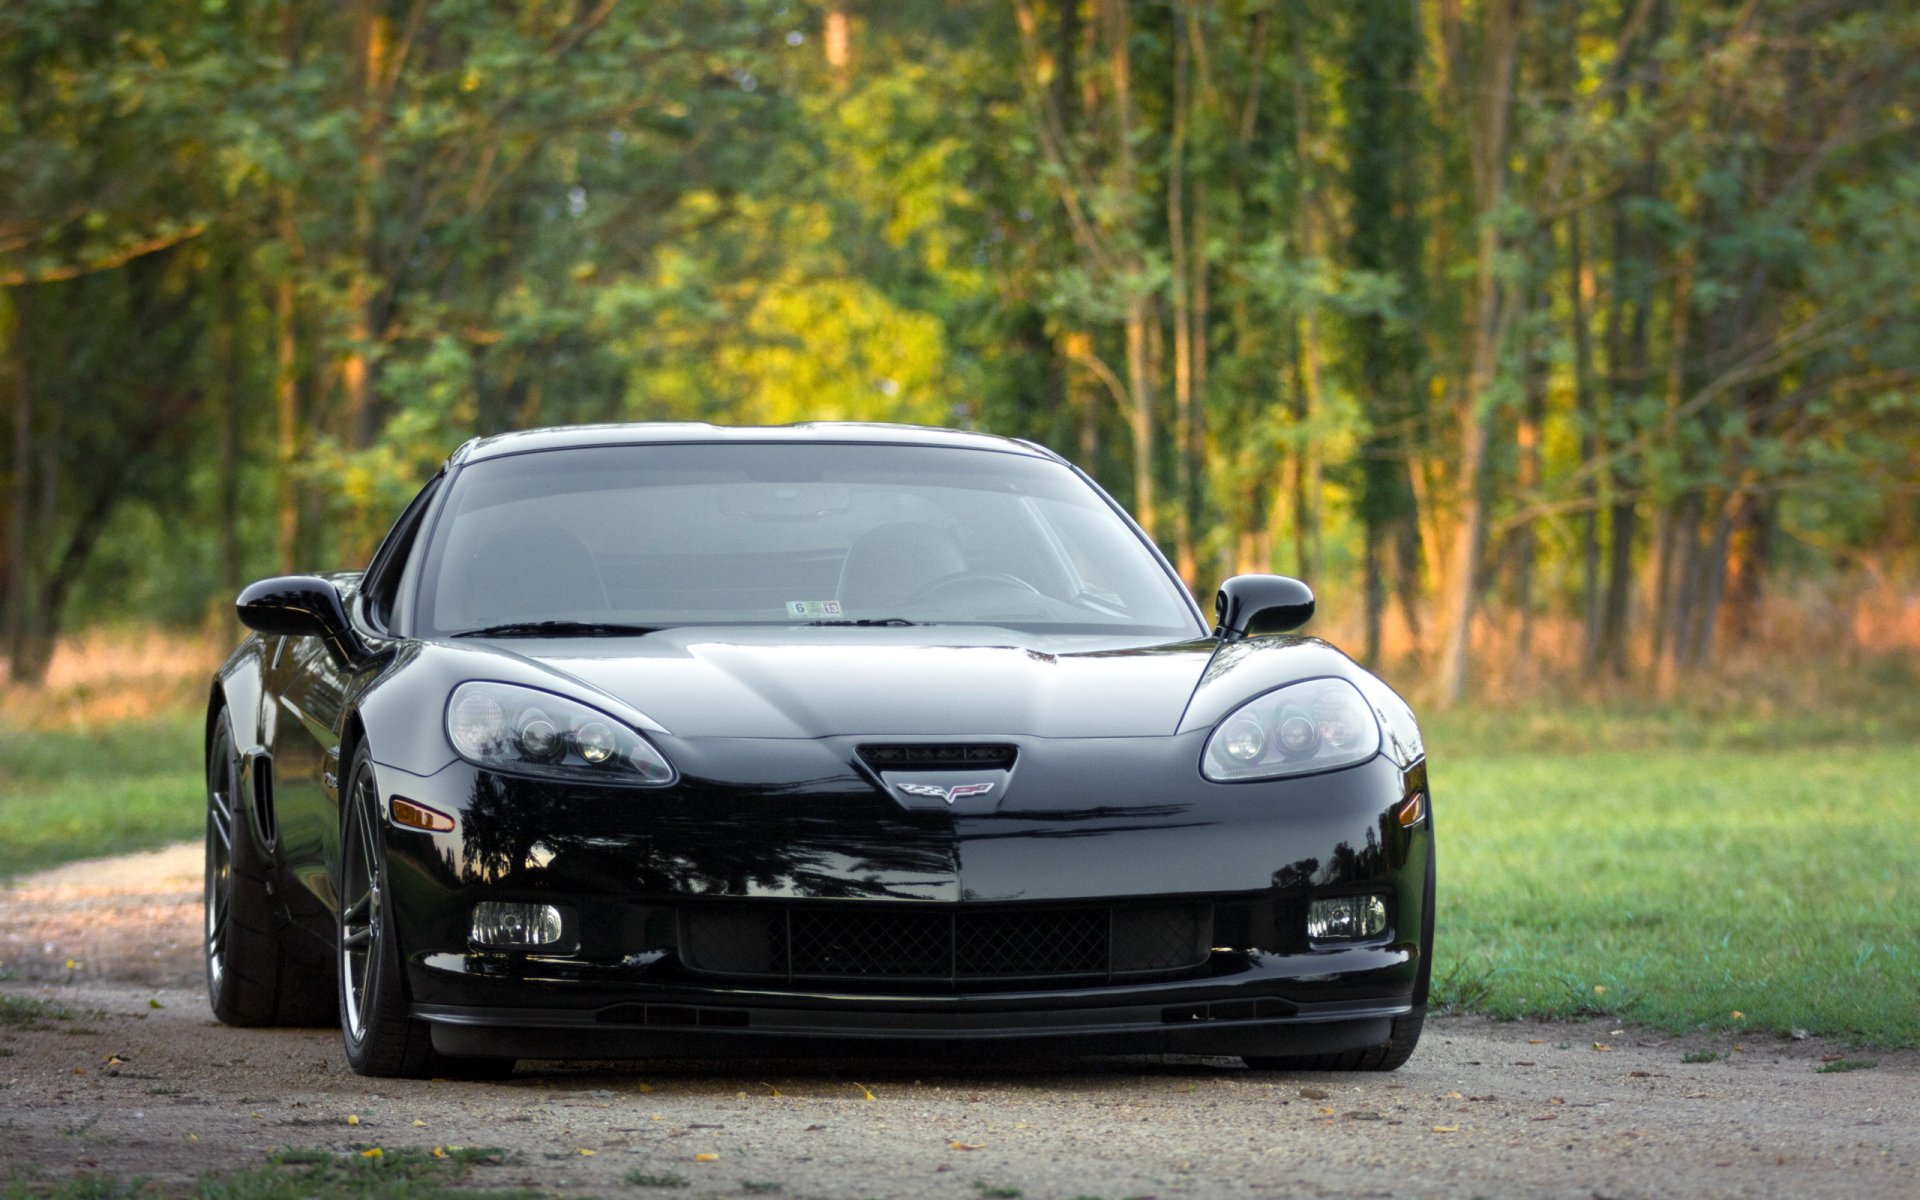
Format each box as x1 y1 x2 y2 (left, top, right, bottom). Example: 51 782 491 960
416 994 1412 1061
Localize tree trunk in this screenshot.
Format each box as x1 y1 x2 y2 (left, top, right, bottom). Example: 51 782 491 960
274 269 300 574
1723 494 1773 644
1514 284 1546 660
1051 0 1079 127
215 250 242 602
1189 183 1209 582
1395 513 1425 653
20 356 63 682
1125 299 1156 537
1168 16 1195 582
5 290 35 684
1599 496 1637 676
339 0 390 568
1288 315 1324 582
824 8 852 80
1595 0 1666 680
1569 209 1603 666
1690 493 1739 670
1363 520 1386 668
1100 0 1154 540
1437 0 1524 705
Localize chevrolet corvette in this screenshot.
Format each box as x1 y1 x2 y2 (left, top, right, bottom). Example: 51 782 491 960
205 422 1432 1078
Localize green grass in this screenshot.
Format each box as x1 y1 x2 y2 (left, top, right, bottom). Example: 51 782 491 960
1428 707 1919 1046
0 713 203 879
2 1147 528 1200
1815 1058 1879 1073
0 996 73 1028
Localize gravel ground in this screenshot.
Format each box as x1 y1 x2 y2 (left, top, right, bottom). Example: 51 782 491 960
1 845 1913 1199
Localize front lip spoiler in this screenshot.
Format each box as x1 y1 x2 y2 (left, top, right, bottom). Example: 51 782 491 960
413 994 1414 1060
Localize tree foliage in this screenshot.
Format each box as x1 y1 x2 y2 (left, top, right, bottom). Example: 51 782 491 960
3 0 1917 699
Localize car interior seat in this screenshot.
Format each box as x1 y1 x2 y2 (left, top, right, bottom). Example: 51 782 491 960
442 523 611 627
835 522 968 615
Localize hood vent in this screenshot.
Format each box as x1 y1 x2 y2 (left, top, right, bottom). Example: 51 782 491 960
858 743 1016 771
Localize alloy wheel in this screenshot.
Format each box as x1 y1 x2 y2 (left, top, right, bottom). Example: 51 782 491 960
204 725 236 996
339 768 383 1043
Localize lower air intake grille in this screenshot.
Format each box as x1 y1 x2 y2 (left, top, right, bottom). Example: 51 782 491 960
683 903 1210 984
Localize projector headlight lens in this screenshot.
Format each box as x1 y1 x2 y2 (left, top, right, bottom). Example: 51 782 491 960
1203 678 1381 782
445 682 673 785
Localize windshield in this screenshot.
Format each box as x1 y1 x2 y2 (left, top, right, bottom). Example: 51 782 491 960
412 442 1201 638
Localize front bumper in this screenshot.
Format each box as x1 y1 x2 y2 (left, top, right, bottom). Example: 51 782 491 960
372 731 1432 1059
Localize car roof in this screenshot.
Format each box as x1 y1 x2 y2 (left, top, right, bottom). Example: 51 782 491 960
455 422 1063 465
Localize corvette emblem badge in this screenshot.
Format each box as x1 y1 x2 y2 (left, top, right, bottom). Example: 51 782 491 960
896 781 996 805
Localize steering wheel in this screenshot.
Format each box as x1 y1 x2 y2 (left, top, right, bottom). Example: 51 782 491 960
899 571 1044 608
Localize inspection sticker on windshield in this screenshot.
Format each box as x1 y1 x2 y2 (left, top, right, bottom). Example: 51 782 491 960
786 600 843 618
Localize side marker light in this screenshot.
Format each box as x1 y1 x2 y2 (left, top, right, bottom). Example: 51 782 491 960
1396 791 1427 828
390 796 456 833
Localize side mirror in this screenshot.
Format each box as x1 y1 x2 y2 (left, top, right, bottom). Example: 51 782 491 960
236 575 370 666
1214 574 1315 639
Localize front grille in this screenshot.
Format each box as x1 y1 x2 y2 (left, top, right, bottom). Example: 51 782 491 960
857 743 1017 770
683 903 1210 984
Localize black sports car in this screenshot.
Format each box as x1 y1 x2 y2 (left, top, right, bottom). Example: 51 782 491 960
206 423 1432 1078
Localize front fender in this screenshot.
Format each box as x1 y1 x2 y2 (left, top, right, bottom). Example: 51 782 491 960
1175 636 1423 769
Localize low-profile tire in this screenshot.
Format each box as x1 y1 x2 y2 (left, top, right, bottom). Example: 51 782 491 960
1246 838 1436 1074
338 743 514 1080
205 710 336 1027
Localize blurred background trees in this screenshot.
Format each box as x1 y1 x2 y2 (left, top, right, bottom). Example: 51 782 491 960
3 0 1917 702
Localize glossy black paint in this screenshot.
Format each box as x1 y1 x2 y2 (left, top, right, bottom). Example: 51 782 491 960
210 422 1431 1065
236 575 373 667
1214 574 1316 638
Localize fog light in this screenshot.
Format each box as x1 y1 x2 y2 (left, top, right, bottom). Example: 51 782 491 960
1307 895 1388 941
470 901 564 947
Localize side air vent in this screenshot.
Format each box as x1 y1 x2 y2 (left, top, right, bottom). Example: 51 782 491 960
248 752 278 847
858 743 1016 770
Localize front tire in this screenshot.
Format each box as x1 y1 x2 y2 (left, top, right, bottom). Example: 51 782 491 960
205 710 334 1027
338 743 513 1080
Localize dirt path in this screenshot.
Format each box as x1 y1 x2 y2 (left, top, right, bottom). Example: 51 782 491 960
2 846 1913 1199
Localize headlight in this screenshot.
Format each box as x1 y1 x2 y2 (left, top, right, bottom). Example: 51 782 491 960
1202 678 1381 782
445 682 675 785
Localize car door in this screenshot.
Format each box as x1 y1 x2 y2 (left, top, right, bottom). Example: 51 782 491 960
261 472 445 929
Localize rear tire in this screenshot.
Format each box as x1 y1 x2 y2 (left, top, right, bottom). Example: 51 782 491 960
338 743 513 1080
205 710 335 1027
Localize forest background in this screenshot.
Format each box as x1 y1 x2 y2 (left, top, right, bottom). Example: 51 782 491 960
4 0 1919 707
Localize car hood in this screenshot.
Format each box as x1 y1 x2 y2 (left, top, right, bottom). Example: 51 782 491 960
505 628 1220 739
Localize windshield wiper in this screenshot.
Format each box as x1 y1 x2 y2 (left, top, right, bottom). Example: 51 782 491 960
451 620 664 638
801 617 923 627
